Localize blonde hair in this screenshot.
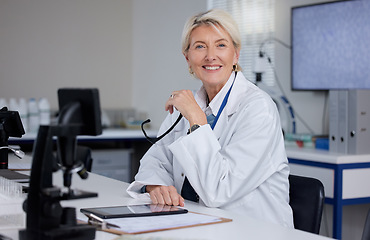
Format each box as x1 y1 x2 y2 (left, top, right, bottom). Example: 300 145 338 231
181 9 242 71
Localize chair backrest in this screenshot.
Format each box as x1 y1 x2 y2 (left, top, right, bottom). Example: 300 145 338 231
289 174 325 234
362 209 370 240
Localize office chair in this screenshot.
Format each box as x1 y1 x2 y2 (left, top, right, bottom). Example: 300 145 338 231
76 146 93 172
362 208 370 240
289 174 325 234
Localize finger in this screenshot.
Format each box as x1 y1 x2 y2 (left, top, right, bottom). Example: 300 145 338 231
154 191 166 205
165 102 174 114
149 188 166 205
179 197 185 207
170 91 180 97
149 193 159 205
165 94 176 114
159 187 174 205
169 91 179 101
147 185 160 204
167 188 180 206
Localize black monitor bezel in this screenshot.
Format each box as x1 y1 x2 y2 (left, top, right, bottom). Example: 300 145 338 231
57 88 102 136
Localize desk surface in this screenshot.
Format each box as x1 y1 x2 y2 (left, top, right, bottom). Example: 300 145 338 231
3 157 333 240
286 146 370 164
9 128 158 143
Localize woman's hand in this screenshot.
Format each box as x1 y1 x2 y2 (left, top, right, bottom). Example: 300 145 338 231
146 185 185 207
165 90 207 126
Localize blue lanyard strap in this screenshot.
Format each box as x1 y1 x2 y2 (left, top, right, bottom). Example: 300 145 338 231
211 71 237 130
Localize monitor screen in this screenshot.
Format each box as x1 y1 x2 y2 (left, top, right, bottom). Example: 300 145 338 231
291 0 370 90
58 88 102 136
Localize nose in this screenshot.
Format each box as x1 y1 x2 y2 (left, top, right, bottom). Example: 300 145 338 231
205 46 216 61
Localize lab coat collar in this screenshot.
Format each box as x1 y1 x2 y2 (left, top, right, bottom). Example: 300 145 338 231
195 72 247 117
194 72 249 137
195 72 236 115
225 72 249 116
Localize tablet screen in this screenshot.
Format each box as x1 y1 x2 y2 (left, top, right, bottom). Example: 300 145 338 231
80 204 188 219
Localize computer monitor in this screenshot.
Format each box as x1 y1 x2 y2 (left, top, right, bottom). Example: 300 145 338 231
58 88 102 136
57 88 102 173
291 0 370 90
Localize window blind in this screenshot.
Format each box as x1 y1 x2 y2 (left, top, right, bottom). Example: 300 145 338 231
207 0 275 86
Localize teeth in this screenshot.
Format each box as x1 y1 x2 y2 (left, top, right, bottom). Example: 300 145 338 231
205 66 221 70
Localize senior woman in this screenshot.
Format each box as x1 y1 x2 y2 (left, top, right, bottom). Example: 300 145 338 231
127 9 293 228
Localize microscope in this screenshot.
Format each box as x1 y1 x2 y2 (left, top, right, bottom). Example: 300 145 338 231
0 107 25 169
19 88 103 240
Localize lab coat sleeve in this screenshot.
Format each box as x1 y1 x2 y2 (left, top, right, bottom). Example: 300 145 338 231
168 95 286 208
127 112 183 198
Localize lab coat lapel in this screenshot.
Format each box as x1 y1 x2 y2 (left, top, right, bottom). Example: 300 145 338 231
212 72 246 138
212 110 227 139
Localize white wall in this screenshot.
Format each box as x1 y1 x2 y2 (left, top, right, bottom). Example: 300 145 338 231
0 0 133 110
0 0 206 129
131 0 205 128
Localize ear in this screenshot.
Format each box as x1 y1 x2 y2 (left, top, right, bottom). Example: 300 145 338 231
234 48 240 64
184 52 190 63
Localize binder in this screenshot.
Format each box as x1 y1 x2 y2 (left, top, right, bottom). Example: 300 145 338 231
348 90 370 154
329 90 339 152
329 90 370 154
337 90 348 153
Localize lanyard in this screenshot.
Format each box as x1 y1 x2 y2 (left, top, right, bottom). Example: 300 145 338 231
211 71 237 130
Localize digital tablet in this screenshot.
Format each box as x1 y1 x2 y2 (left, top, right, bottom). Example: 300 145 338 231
80 204 188 219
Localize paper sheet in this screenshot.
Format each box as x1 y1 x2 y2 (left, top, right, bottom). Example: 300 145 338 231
105 212 223 234
115 235 205 240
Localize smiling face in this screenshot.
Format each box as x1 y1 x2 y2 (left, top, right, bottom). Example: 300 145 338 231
185 24 240 96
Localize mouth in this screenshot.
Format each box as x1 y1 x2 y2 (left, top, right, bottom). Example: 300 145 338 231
203 65 222 70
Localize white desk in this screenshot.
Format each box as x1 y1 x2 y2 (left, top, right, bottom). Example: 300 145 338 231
9 128 158 181
9 128 158 144
287 146 370 240
3 155 333 240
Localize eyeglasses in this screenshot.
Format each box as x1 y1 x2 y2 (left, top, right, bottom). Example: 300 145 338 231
141 114 183 145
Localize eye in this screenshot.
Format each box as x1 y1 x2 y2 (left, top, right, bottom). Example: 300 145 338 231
195 44 205 49
218 43 226 48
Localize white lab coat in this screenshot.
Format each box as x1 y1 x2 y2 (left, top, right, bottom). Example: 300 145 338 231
127 72 294 228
